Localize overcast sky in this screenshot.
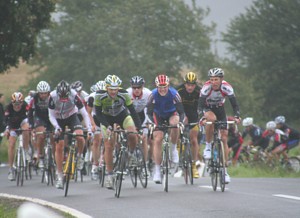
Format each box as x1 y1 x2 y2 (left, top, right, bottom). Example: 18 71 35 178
191 0 254 58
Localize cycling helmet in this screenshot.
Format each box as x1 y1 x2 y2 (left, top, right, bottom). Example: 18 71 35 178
56 80 71 98
184 72 197 84
155 74 169 87
37 81 50 93
71 80 83 92
130 76 145 87
208 68 224 77
90 85 97 93
242 117 253 127
11 92 24 103
266 121 276 131
274 116 285 124
105 75 122 89
95 80 106 91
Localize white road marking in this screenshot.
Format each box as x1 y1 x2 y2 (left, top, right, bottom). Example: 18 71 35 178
0 193 92 218
199 185 228 191
273 194 300 201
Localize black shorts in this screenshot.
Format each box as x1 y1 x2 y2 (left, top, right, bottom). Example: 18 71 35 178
206 106 227 129
34 115 53 131
153 111 178 126
104 110 129 129
56 113 82 140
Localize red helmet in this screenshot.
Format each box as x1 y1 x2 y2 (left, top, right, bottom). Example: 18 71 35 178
155 74 169 87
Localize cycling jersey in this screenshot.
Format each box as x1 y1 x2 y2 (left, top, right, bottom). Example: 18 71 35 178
262 129 288 151
198 80 240 118
147 86 185 123
176 83 201 123
4 102 28 129
242 125 264 146
94 89 141 129
27 93 50 127
86 92 101 127
278 123 300 140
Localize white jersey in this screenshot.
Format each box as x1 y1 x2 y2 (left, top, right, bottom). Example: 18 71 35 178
200 80 235 107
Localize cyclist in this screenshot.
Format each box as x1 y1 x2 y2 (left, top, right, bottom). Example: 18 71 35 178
147 74 185 184
3 92 31 181
48 80 92 189
27 81 54 169
71 80 89 102
126 76 152 171
241 117 269 161
86 80 106 180
274 116 300 162
24 90 36 104
227 116 243 166
94 75 142 189
176 72 203 178
0 93 5 145
198 68 241 183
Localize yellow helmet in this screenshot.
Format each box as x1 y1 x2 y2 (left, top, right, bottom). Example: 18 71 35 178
184 72 197 84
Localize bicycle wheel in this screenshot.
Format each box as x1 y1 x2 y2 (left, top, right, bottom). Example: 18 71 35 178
183 143 193 185
64 152 73 197
99 163 106 187
210 143 218 191
218 140 226 192
20 149 25 186
287 157 300 172
137 147 148 188
162 143 169 192
115 150 125 198
129 152 138 188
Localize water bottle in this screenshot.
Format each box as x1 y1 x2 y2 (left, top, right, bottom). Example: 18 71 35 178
213 148 218 160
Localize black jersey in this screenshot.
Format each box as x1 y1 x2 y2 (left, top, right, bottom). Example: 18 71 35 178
4 102 28 129
27 93 50 126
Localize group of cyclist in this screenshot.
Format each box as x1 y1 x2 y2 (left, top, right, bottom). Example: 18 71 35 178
2 67 246 190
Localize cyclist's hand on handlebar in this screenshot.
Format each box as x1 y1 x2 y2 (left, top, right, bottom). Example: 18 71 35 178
234 116 241 124
199 117 206 126
177 122 184 133
54 128 62 137
106 125 113 137
87 130 93 139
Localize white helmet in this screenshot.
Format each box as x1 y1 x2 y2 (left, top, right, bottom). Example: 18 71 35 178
266 121 276 130
105 75 122 89
242 117 253 127
208 68 224 77
95 80 106 91
37 81 50 93
274 116 285 124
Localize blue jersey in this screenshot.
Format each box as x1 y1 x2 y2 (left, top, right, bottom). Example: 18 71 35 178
150 87 181 119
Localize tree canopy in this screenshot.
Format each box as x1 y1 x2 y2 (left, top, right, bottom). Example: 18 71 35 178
34 0 216 88
223 0 300 123
0 0 56 72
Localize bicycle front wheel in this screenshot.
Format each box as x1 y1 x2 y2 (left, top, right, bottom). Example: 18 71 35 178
162 143 169 192
210 143 218 191
64 152 73 197
136 147 148 188
115 150 125 198
288 157 300 172
183 143 193 185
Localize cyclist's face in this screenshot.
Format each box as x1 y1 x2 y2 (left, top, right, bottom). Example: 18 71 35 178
210 77 222 90
38 92 49 101
157 85 169 96
132 86 143 97
12 102 23 111
184 83 196 93
107 88 118 98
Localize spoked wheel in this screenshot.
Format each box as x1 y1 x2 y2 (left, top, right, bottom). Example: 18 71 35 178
99 164 106 187
129 166 138 188
64 173 70 197
287 157 300 172
162 144 169 192
115 151 125 198
183 145 193 185
64 154 73 197
210 144 218 191
219 141 226 192
136 148 148 188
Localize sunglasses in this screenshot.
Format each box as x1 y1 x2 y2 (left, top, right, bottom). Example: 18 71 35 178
132 87 142 90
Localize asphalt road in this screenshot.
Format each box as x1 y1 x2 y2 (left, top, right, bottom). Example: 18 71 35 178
0 165 299 218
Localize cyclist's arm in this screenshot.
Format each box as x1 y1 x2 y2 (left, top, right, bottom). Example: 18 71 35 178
27 98 35 128
78 107 92 131
127 103 141 129
95 105 109 128
228 95 240 118
175 102 185 123
146 94 155 123
48 96 60 130
197 96 207 118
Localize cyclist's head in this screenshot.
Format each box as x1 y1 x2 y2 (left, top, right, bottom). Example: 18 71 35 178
105 75 122 89
266 121 276 131
155 74 169 87
274 116 285 124
90 84 97 93
56 80 71 99
208 68 224 78
242 117 253 127
71 80 83 92
11 92 24 104
95 80 106 91
184 72 197 84
130 76 145 87
37 81 51 93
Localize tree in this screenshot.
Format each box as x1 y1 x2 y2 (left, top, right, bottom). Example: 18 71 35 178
0 0 56 73
223 0 300 123
34 0 216 89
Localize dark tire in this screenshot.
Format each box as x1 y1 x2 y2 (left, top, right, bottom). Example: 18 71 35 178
211 143 218 191
163 144 169 192
183 144 193 185
64 152 73 197
219 141 226 192
115 151 125 198
137 147 148 188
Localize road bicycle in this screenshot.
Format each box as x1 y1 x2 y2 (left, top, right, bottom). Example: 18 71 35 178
13 129 32 186
112 128 140 198
36 131 56 186
98 138 106 187
206 120 234 192
63 131 85 197
149 124 179 192
178 123 198 185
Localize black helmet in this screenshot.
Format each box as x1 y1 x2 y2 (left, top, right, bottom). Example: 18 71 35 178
130 76 145 87
56 80 70 98
71 80 83 92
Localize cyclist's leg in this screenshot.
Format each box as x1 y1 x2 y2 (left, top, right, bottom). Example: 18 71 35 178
122 115 137 152
21 119 30 158
203 111 216 159
35 120 46 167
169 114 179 163
8 131 17 180
190 125 201 177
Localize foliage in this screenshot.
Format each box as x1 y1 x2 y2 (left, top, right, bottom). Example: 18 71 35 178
0 0 56 73
33 0 216 89
222 0 300 124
